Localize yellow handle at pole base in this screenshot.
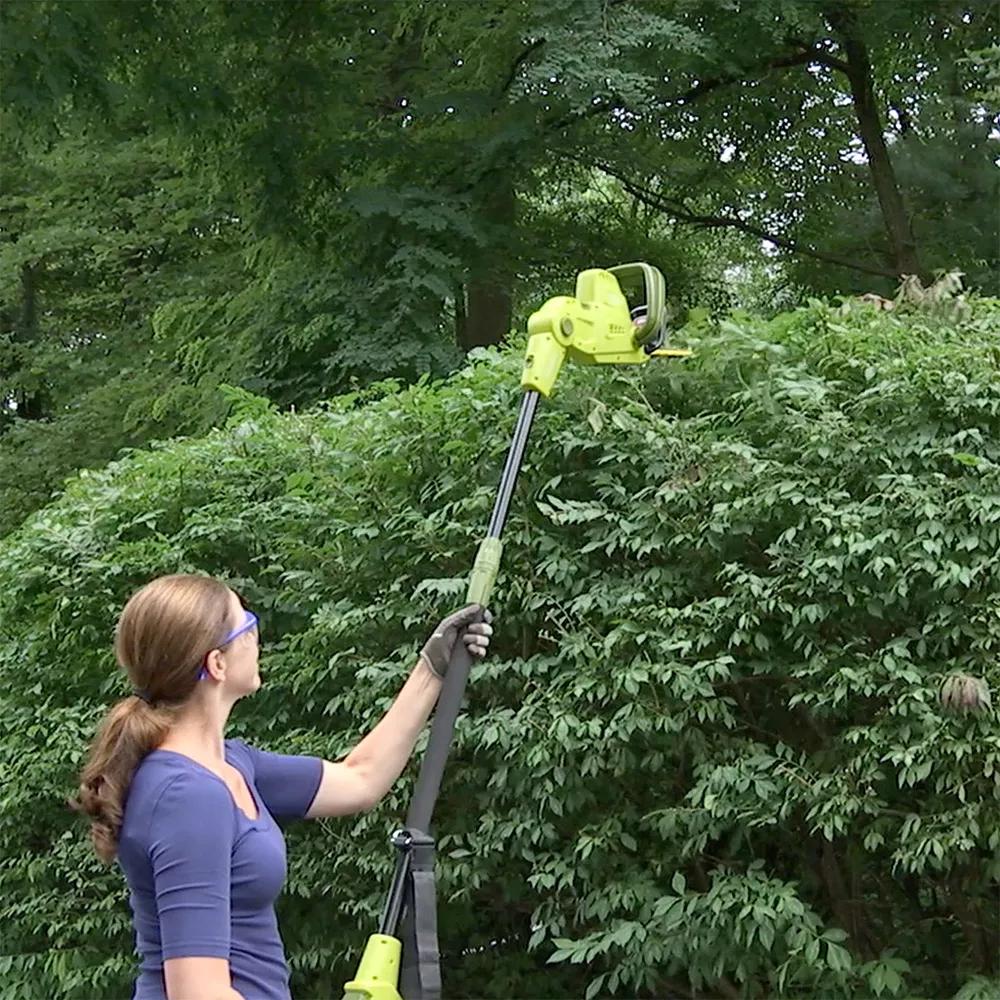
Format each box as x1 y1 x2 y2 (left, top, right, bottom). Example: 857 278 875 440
343 934 403 1000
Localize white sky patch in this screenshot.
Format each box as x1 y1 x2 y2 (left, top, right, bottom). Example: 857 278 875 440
720 143 736 162
841 136 868 164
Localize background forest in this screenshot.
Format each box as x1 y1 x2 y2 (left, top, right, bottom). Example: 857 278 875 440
1 2 998 998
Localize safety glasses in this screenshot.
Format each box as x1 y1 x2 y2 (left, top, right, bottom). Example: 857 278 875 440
197 608 259 680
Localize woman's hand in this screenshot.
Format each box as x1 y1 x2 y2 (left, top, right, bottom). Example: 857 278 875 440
419 604 494 679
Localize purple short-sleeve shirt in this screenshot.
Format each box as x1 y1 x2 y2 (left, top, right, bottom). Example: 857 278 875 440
117 739 323 1000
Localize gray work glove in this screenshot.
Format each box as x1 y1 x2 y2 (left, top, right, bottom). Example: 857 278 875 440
419 604 494 679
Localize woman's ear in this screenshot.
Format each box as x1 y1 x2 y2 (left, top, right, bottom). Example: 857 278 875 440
203 648 227 682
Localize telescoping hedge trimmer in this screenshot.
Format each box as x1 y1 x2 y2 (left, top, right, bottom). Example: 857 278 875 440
343 263 691 1000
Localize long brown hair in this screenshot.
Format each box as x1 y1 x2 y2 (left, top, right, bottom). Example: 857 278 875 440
72 574 233 862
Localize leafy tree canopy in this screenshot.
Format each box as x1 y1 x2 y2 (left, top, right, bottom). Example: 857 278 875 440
2 0 995 537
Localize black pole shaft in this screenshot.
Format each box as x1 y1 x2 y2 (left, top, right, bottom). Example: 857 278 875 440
402 390 540 842
378 849 411 935
377 390 542 939
487 390 539 539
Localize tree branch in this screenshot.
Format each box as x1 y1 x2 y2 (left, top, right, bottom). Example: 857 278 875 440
660 980 694 1000
598 165 900 279
669 45 845 105
947 873 991 972
547 43 844 132
546 94 622 133
713 974 743 1000
501 38 546 95
824 3 924 278
787 36 851 74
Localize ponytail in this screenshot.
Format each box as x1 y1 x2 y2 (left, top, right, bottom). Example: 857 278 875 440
72 696 176 862
72 573 232 861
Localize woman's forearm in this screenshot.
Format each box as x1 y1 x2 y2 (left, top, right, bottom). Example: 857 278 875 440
343 659 442 801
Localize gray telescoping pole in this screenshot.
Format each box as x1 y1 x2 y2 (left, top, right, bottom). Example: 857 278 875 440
404 389 539 837
379 391 538 968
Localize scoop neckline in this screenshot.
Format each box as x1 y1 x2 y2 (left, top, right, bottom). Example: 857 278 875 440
149 746 267 828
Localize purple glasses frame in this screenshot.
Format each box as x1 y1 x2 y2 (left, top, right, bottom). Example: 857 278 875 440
196 609 259 680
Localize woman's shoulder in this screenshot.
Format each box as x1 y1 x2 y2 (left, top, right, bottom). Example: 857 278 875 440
121 756 238 865
223 737 256 774
126 752 236 827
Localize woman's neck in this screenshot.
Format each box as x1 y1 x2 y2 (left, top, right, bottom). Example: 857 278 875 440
158 693 234 768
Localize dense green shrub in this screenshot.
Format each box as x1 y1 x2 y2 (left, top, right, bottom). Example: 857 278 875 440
1 299 999 999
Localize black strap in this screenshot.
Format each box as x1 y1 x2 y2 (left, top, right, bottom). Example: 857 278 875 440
395 642 477 999
398 831 441 1000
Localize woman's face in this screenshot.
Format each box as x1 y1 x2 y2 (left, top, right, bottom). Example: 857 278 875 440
219 589 261 699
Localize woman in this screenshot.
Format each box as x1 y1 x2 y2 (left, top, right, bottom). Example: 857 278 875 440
73 573 493 1000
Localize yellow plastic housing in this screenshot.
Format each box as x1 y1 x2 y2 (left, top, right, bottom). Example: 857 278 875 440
343 934 403 1000
521 269 653 397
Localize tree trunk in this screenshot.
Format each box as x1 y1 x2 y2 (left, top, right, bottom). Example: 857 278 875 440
457 176 516 351
460 276 512 351
453 281 467 348
16 262 46 420
19 262 35 340
826 5 924 280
